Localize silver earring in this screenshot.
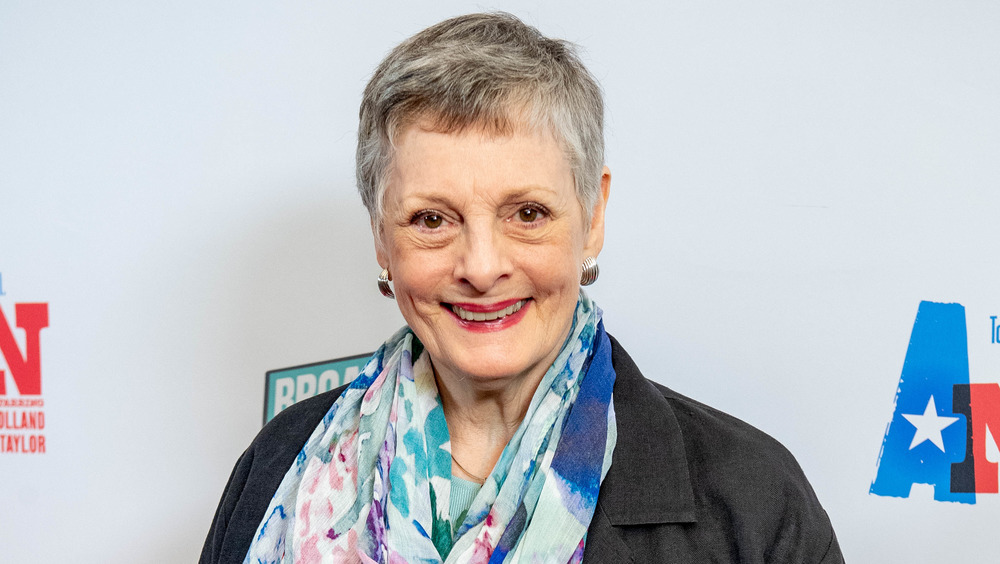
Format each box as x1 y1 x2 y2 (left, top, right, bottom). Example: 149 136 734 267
580 257 599 286
377 268 394 299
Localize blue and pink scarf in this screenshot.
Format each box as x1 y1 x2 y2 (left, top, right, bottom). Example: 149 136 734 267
244 293 616 563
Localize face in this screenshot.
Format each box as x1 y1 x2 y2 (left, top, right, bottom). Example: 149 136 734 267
377 122 610 392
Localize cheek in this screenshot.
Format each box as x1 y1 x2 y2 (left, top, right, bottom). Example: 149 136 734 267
390 273 442 335
390 249 448 303
520 243 583 293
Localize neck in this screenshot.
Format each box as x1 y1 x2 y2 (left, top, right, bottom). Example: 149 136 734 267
435 363 543 481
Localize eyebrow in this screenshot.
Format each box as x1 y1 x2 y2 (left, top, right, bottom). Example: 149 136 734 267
497 186 560 201
400 185 559 205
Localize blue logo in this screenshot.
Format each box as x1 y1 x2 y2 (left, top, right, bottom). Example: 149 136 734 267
871 301 1000 503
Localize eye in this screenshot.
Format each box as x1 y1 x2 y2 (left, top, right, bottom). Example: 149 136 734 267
513 204 548 225
410 210 449 232
421 213 443 229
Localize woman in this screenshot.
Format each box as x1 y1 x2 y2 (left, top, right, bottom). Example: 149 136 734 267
202 13 843 563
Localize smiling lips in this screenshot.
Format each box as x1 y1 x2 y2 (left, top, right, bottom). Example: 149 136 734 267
450 299 528 322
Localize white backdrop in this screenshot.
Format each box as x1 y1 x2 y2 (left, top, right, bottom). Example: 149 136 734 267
2 1 999 561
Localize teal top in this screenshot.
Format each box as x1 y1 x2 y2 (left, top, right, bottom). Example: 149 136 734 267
448 475 482 542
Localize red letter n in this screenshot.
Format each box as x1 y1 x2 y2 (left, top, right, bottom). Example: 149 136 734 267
0 303 49 396
968 383 1000 494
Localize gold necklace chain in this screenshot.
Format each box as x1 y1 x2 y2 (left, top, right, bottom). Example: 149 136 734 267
451 454 487 484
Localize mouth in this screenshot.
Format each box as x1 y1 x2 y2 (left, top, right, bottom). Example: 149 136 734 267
449 299 529 322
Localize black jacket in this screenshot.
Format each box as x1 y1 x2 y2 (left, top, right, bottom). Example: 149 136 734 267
201 336 844 563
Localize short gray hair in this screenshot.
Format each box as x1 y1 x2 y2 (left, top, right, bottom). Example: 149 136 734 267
356 12 605 241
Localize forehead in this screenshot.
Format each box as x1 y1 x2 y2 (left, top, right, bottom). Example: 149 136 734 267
387 122 573 200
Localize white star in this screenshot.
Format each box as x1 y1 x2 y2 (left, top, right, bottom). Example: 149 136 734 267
902 396 960 451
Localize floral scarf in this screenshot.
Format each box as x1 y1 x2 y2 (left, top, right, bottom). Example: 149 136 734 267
244 294 617 563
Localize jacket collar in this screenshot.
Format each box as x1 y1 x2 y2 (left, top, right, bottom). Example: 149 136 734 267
599 335 697 525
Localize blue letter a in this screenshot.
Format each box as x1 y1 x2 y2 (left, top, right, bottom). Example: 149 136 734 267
870 301 973 503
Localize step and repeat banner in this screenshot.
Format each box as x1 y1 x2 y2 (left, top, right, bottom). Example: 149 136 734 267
2 1 998 562
263 354 369 425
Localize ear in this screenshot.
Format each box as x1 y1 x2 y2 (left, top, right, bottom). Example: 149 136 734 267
583 166 611 258
372 219 389 269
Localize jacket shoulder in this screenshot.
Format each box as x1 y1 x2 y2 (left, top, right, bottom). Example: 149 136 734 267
600 335 843 563
653 379 809 488
656 382 842 562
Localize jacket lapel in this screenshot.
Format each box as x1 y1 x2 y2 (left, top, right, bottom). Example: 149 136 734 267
584 335 697 561
581 502 634 563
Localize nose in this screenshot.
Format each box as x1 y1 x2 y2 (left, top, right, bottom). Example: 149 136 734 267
454 219 512 293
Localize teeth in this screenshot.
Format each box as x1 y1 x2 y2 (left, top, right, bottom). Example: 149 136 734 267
452 300 526 322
